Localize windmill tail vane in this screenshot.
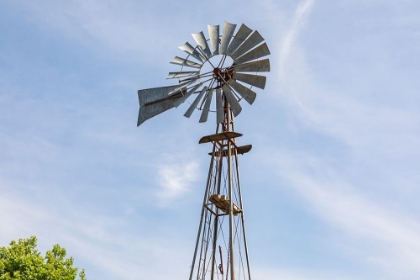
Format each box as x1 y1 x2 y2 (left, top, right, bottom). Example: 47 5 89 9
137 21 270 280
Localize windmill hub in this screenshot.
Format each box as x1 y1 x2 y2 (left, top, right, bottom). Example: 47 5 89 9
213 66 235 86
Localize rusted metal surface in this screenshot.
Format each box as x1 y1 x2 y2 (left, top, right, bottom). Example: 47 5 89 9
208 144 252 156
198 131 243 144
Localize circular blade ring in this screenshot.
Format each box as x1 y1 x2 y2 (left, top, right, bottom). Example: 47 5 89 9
169 22 271 123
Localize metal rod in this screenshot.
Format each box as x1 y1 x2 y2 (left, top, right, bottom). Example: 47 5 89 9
234 150 252 280
189 124 219 280
225 93 235 280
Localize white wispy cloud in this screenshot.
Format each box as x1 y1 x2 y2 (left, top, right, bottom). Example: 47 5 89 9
279 0 314 81
156 160 200 205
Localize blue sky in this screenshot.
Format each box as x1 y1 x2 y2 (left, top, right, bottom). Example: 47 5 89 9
1 0 420 279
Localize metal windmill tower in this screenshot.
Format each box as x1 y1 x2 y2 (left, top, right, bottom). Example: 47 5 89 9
137 21 270 280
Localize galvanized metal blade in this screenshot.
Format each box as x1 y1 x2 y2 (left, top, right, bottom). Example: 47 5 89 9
234 58 270 72
222 85 242 117
219 22 236 54
170 56 202 69
231 31 264 59
179 42 206 63
192 32 212 59
216 88 224 123
228 80 256 105
226 24 252 56
184 86 207 118
167 71 199 79
199 88 214 123
234 43 271 64
232 73 266 89
167 80 196 96
208 25 219 55
173 83 203 108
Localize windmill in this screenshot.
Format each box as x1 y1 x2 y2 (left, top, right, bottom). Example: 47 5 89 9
137 21 270 280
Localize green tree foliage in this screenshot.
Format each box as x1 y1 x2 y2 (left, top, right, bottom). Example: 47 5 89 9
0 236 86 280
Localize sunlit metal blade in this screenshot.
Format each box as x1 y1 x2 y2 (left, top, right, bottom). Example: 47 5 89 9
232 73 266 89
226 24 252 56
228 80 256 105
222 85 242 117
170 56 202 69
173 83 203 108
216 88 224 123
234 43 271 64
219 22 236 54
234 59 270 72
208 25 219 55
184 86 207 118
179 42 206 62
167 71 199 79
167 80 197 96
199 88 214 123
192 32 212 59
137 84 186 126
231 31 264 59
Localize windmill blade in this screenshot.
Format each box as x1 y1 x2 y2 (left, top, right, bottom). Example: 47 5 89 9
199 88 214 123
184 86 207 118
231 31 264 59
173 83 203 108
225 24 252 56
216 88 224 123
170 56 202 69
234 59 270 73
232 73 266 89
219 22 236 54
137 84 187 126
167 79 197 96
222 85 242 117
179 42 206 63
167 71 199 79
228 80 257 105
192 32 212 58
208 25 219 55
234 43 271 64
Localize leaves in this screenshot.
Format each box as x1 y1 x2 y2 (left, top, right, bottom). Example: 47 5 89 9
0 236 86 280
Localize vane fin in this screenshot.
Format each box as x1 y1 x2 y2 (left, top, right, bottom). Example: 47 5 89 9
199 88 214 123
179 42 206 62
226 24 253 55
222 85 242 117
192 32 212 58
184 86 207 118
231 31 264 59
208 25 220 55
228 80 256 105
232 73 266 89
234 43 270 64
219 22 236 54
234 59 270 72
170 56 202 69
173 83 203 108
